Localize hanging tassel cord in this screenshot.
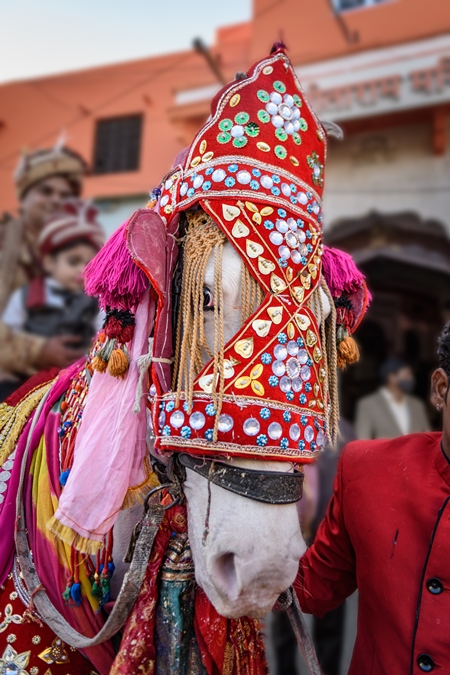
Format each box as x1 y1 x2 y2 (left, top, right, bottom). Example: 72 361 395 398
133 338 173 414
133 339 153 414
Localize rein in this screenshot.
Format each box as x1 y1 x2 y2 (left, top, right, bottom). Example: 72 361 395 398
14 402 321 672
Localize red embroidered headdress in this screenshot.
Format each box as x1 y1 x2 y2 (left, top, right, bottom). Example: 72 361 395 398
85 45 369 468
147 45 356 463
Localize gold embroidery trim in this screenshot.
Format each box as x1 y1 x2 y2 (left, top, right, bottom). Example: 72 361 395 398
0 380 55 467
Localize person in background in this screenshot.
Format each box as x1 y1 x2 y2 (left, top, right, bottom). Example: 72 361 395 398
355 357 430 439
0 144 88 398
295 323 450 673
2 202 104 384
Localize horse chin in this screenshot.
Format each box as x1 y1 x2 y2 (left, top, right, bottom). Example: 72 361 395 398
195 576 281 619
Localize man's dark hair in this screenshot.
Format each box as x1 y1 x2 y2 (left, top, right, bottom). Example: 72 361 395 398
437 322 450 376
379 357 409 385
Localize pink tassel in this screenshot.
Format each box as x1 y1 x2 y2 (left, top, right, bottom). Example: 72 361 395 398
84 221 148 309
322 246 366 298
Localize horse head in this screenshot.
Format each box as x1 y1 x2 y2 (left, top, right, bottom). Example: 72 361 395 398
179 227 306 618
167 218 333 618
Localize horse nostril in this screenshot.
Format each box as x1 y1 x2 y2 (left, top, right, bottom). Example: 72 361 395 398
212 552 241 601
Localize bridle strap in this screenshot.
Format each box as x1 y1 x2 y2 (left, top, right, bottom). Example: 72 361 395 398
178 453 304 504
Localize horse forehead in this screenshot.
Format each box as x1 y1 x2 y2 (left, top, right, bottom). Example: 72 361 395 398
204 243 242 296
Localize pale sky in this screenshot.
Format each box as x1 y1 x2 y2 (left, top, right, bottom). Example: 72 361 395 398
0 0 252 84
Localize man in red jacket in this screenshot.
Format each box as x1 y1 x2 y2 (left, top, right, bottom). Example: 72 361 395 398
295 323 450 674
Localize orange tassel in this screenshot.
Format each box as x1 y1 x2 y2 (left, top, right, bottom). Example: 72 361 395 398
107 348 129 378
337 336 360 369
92 355 108 373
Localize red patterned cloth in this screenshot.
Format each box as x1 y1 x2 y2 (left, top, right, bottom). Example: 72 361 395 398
0 573 97 674
194 588 267 675
112 501 267 675
110 503 185 674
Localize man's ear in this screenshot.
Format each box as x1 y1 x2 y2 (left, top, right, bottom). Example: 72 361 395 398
431 368 449 408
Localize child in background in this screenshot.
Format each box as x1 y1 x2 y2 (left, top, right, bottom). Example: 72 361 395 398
2 201 104 369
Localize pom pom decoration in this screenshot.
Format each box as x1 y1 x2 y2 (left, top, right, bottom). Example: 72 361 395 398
70 582 82 606
104 309 135 342
91 355 108 373
104 317 123 339
91 574 102 600
120 323 135 343
107 346 130 378
322 246 366 298
59 469 71 486
62 583 72 603
337 335 360 370
91 310 136 378
322 246 369 369
84 221 148 310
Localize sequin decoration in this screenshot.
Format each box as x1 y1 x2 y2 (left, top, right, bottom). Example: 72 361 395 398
0 604 23 633
267 422 282 440
190 412 206 430
0 452 15 506
38 638 70 665
0 645 31 674
218 415 234 433
256 84 308 148
307 151 324 188
243 418 260 436
170 411 185 428
289 424 301 442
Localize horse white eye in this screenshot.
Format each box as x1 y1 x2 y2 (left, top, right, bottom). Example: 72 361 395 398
203 286 214 311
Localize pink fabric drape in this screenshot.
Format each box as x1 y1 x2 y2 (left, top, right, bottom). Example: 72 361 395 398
51 290 155 544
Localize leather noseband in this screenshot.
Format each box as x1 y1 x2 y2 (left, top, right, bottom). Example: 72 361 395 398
178 453 304 504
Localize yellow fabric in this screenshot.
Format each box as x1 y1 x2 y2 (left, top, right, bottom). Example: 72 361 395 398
30 434 100 612
121 463 159 509
46 515 105 556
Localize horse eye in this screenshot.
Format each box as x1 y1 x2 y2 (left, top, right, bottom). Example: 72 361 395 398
203 287 214 311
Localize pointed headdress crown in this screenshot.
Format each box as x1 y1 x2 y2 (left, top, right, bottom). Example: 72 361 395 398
147 46 337 463
159 45 326 290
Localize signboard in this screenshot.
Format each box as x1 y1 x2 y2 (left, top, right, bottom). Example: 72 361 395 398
296 34 450 121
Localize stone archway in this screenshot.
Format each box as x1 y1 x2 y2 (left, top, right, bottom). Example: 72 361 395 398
325 211 450 426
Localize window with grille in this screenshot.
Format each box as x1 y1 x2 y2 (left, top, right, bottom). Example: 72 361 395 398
332 0 390 11
93 115 142 174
